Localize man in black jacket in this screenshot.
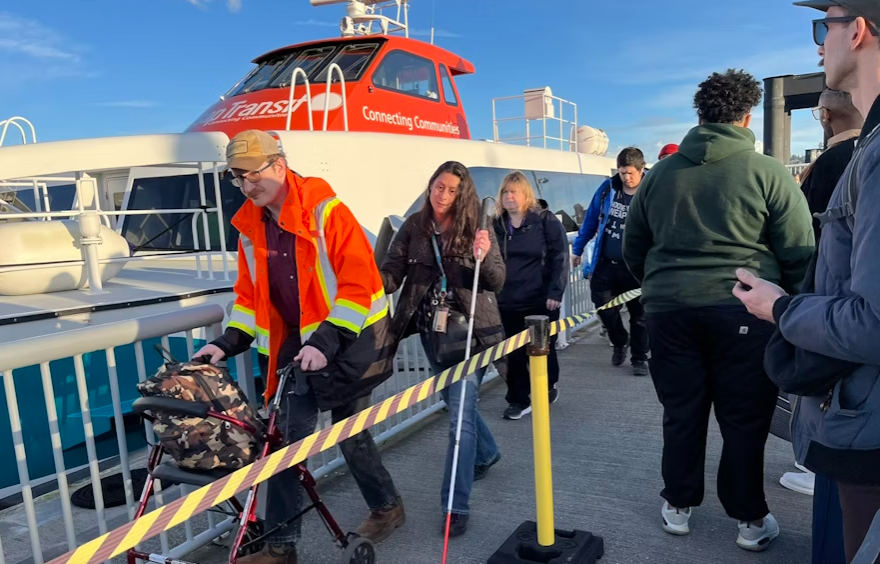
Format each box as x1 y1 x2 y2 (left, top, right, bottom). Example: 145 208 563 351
801 88 865 242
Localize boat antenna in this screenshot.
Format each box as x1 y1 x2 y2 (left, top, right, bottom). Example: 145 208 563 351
430 0 435 44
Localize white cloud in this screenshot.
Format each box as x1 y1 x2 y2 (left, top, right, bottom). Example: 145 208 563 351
185 0 242 12
293 19 339 27
410 28 462 39
94 101 158 108
0 12 81 62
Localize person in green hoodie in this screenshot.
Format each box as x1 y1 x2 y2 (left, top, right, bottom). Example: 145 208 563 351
622 69 815 551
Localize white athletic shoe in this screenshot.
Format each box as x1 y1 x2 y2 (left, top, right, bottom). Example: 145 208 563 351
661 502 691 535
780 470 815 496
737 513 780 552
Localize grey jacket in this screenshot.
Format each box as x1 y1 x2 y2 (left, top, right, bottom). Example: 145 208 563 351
774 94 880 485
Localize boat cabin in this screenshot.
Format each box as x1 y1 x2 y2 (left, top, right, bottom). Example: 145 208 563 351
186 35 474 139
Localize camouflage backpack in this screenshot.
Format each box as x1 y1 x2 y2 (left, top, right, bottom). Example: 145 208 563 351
137 354 264 471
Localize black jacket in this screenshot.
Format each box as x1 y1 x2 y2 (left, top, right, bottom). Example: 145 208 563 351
379 211 507 357
799 136 858 243
492 209 569 312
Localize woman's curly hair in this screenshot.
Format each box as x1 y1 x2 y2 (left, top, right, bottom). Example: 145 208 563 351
693 69 763 124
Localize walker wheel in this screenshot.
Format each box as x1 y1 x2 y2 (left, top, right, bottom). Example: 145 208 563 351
341 536 375 564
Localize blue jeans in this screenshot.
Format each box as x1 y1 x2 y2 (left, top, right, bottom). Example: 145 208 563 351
422 336 500 516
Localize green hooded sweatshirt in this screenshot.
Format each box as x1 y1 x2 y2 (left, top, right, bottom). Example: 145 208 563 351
623 123 815 313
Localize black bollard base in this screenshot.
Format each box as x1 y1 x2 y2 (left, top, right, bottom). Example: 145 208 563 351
487 521 604 564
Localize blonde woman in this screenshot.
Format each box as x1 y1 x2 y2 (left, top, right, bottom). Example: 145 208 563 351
491 171 569 420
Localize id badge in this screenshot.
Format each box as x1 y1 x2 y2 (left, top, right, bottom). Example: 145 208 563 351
432 305 449 333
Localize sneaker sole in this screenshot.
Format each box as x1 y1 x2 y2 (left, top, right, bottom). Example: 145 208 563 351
503 407 531 420
736 528 779 552
779 475 814 496
662 519 690 536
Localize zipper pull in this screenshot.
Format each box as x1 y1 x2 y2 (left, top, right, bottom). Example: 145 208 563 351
820 388 834 412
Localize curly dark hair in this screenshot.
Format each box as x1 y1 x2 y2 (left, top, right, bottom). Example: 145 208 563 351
693 69 763 124
418 161 481 255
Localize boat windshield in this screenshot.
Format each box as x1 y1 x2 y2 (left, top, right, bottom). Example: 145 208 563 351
226 40 383 98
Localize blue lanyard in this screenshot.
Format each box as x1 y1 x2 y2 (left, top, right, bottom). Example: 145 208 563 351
430 232 448 298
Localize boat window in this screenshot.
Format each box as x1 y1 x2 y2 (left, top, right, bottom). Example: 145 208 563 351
372 50 440 101
228 54 292 96
121 173 246 252
270 46 337 88
439 64 458 106
0 184 76 214
314 43 381 83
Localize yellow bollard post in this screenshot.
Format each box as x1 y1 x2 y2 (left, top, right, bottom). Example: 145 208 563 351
526 315 555 546
487 315 604 564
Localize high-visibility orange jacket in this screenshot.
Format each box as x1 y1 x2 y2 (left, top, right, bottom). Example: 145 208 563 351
219 169 394 410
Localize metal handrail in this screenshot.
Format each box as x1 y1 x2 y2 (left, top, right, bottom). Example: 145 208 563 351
323 63 349 132
286 67 313 131
0 116 36 147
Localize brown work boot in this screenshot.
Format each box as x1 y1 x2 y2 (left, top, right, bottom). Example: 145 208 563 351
236 544 297 564
355 496 405 542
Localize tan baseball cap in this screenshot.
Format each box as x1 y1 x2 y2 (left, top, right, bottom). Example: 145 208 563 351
226 130 284 171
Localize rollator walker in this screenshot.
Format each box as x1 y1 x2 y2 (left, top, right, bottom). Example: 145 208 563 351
128 362 376 564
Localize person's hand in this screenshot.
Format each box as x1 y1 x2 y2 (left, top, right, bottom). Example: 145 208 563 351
194 344 226 364
546 299 562 311
572 255 582 267
473 230 491 261
295 345 328 371
732 269 787 323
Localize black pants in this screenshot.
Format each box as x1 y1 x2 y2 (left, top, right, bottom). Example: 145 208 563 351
500 306 560 408
838 482 880 563
258 332 399 543
646 305 778 522
590 259 648 362
814 473 846 564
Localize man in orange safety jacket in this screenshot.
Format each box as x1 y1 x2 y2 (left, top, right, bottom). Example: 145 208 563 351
196 130 403 564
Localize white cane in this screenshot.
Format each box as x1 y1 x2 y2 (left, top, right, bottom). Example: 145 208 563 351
442 197 495 562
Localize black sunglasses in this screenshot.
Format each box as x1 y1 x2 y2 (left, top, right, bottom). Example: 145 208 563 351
813 16 879 46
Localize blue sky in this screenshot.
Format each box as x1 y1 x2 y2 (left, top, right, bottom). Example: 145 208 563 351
1 0 826 160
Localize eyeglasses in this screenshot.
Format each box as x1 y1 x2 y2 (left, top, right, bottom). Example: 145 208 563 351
812 107 825 120
228 160 275 188
813 16 879 46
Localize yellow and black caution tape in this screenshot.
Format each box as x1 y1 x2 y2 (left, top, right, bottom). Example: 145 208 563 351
47 289 641 564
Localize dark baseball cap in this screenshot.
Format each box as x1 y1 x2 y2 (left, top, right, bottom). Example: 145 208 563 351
794 0 880 27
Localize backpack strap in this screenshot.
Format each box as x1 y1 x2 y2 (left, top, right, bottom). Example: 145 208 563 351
596 181 613 224
846 123 880 230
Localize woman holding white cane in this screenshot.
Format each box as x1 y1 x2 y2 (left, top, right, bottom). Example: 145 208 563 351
380 161 504 538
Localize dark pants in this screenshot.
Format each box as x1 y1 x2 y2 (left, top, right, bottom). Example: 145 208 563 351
590 259 648 362
646 305 778 522
838 482 880 563
814 473 847 564
499 306 560 408
258 333 399 544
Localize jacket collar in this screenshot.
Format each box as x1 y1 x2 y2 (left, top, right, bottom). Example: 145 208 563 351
828 129 861 148
231 169 335 238
859 93 880 144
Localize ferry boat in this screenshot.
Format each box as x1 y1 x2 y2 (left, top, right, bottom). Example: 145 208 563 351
0 1 620 561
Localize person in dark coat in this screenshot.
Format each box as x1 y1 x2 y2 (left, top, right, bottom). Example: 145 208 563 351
379 161 504 538
781 87 863 564
492 171 568 420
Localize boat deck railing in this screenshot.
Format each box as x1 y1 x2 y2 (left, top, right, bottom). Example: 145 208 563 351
0 161 234 286
0 118 36 147
284 64 349 133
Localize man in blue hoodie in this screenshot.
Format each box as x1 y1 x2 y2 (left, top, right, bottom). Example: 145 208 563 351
736 2 880 561
572 147 649 376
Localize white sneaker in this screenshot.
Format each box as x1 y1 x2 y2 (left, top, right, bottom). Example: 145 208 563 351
780 470 815 495
737 513 780 551
661 502 691 535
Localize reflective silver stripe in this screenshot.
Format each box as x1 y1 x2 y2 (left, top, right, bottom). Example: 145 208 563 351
313 197 340 308
364 294 388 327
240 234 257 284
228 304 256 337
255 331 270 355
